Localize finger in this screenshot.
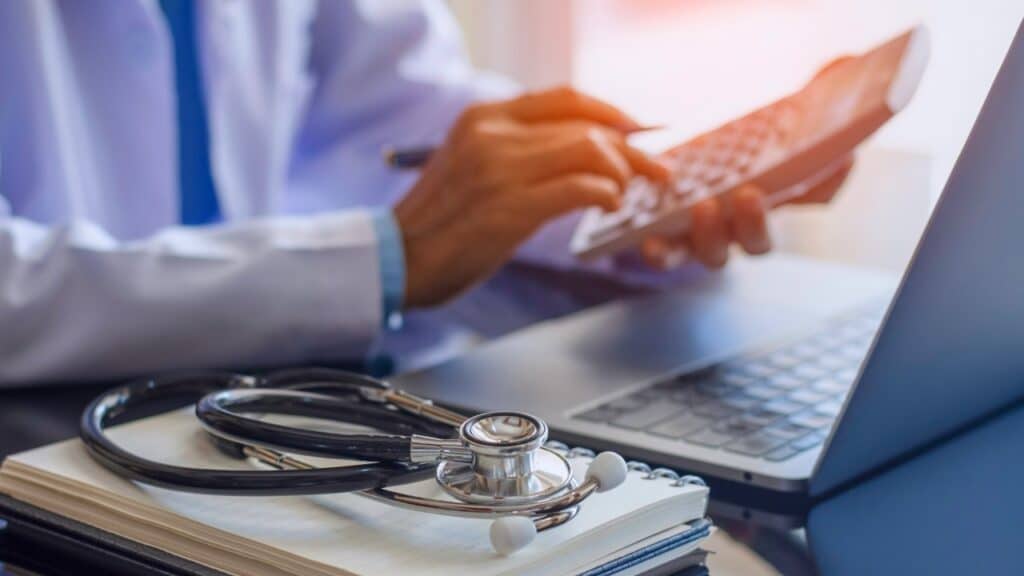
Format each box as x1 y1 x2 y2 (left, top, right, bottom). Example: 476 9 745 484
812 55 855 81
501 87 642 131
618 140 673 183
731 185 772 255
520 173 621 221
641 236 689 270
532 122 672 184
521 128 633 188
689 197 730 269
786 156 855 205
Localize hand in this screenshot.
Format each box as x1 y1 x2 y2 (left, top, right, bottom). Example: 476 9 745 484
395 87 671 308
640 155 855 270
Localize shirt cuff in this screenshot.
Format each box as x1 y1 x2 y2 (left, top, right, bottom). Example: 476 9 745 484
372 210 406 328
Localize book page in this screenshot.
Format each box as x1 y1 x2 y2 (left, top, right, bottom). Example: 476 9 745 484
2 409 707 576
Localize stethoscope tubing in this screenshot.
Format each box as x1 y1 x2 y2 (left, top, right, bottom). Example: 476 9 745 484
79 370 445 495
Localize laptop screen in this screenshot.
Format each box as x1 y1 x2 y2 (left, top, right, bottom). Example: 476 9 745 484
811 21 1024 497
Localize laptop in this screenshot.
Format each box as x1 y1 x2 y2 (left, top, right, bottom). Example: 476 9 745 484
396 21 1024 524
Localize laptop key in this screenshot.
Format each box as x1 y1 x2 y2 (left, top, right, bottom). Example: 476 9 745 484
764 445 801 462
721 392 762 411
648 414 711 438
605 395 648 412
816 354 853 371
789 411 835 430
612 402 684 430
815 400 843 417
725 431 791 456
788 389 831 405
745 385 785 400
574 406 621 423
743 362 777 378
835 368 858 384
762 398 806 416
691 400 739 419
667 388 695 404
766 421 815 440
810 378 848 395
712 416 763 438
790 432 827 451
684 427 737 448
741 407 786 427
764 373 805 390
836 344 868 360
791 364 829 380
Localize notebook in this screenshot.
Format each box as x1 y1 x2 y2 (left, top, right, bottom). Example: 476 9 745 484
0 409 710 576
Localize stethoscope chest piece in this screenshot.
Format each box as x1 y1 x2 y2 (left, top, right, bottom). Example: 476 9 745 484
437 412 573 505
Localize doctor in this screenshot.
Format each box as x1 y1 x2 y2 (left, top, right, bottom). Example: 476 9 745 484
0 1 849 386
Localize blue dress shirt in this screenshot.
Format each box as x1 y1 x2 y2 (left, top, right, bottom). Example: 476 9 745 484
159 0 403 320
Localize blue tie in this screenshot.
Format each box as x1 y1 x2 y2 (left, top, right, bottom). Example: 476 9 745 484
159 0 221 226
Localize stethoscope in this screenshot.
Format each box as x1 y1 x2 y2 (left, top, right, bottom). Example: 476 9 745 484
80 369 629 555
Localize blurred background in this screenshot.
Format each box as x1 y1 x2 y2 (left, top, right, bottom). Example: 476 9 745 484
447 0 1023 272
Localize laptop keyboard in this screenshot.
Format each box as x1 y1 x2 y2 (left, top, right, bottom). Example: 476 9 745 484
572 304 886 462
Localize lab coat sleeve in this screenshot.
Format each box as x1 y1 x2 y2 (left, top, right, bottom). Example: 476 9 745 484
0 209 384 387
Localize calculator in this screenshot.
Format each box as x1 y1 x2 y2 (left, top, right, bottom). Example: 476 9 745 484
570 26 930 261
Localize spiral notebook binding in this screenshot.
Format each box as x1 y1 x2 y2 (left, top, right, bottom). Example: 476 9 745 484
543 441 706 488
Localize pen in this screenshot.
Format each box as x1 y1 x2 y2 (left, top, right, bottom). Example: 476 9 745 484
383 124 665 169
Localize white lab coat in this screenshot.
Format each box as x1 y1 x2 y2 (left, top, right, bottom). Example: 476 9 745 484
0 0 524 385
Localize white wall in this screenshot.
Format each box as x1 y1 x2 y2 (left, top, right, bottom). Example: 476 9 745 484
446 0 574 90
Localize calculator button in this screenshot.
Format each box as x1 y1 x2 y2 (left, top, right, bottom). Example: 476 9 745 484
696 165 727 186
674 176 701 195
631 211 656 229
587 210 632 240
